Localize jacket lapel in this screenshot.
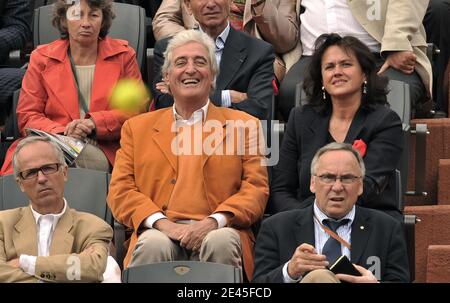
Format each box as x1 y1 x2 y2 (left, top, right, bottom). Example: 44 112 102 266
307 110 330 151
294 206 316 247
344 108 367 144
89 38 128 112
41 40 80 120
13 208 38 256
201 103 227 168
50 209 75 255
152 109 178 172
216 28 247 90
350 207 372 264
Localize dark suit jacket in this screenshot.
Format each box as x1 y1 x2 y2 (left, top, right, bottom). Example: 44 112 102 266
252 205 410 283
0 0 31 64
269 104 404 219
151 27 275 120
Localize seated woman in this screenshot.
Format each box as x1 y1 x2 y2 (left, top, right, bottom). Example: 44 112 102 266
269 33 404 221
0 0 144 175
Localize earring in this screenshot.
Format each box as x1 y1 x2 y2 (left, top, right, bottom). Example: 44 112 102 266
322 86 326 100
363 80 367 94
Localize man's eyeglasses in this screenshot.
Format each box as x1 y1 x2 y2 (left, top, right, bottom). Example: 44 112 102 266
18 163 62 180
314 174 362 185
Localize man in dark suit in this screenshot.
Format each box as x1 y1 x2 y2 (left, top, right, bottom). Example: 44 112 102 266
0 0 30 126
253 142 409 283
151 0 275 120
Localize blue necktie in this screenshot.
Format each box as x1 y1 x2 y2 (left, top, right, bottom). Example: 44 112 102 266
322 218 350 264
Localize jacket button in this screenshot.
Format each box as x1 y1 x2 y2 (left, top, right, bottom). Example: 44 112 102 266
170 179 176 184
162 205 168 211
40 274 45 278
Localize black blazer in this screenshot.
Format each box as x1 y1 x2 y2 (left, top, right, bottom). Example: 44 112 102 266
151 27 275 120
269 104 404 219
252 205 410 283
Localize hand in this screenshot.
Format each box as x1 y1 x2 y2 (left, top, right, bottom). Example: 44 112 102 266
154 218 189 242
335 264 379 283
156 81 170 94
229 90 247 104
179 218 218 252
378 51 416 75
287 243 329 280
64 119 95 139
7 258 20 268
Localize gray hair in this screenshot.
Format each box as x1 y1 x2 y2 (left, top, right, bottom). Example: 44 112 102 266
13 136 67 178
162 30 218 91
310 142 366 177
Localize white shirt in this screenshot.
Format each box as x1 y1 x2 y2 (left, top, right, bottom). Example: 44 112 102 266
19 199 120 282
199 22 232 108
282 201 355 283
19 200 67 276
300 0 380 55
144 101 227 230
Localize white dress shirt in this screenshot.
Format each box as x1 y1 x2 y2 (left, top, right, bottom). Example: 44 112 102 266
143 101 227 230
300 0 381 55
200 22 232 108
282 201 355 283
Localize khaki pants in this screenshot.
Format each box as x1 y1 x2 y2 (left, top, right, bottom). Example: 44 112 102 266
129 226 242 272
300 269 341 283
75 143 110 172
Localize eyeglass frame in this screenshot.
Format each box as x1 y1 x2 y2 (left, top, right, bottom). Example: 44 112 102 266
313 173 362 185
18 163 63 180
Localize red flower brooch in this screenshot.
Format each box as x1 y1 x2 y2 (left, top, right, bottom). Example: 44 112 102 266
352 139 367 158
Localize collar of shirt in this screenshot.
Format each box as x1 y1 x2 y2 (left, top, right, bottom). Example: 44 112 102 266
173 100 209 126
199 21 230 51
313 200 355 227
30 198 67 232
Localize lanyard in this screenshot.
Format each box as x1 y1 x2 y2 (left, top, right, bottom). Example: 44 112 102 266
314 215 351 250
68 49 89 114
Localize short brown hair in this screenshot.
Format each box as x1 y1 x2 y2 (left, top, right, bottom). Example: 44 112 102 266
52 0 115 39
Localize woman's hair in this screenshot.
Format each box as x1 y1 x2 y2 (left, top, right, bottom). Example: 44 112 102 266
52 0 115 39
303 33 389 114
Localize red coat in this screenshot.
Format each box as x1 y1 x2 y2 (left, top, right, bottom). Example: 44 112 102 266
1 37 142 175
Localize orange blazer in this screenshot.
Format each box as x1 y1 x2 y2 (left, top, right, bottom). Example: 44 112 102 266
107 103 269 280
1 36 142 175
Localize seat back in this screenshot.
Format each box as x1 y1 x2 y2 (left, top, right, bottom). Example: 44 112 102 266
33 2 146 73
122 261 242 283
0 168 113 225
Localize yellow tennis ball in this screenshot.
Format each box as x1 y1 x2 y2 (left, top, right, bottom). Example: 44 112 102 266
109 79 150 112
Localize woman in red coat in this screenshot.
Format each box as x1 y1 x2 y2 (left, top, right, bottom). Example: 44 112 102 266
1 0 144 175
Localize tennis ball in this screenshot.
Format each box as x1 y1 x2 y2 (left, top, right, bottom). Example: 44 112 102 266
109 79 150 112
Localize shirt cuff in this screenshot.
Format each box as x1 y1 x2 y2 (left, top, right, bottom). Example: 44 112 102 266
221 90 232 107
282 261 302 283
144 212 167 229
19 254 37 276
208 213 227 228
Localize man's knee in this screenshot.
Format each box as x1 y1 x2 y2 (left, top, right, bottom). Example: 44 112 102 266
130 229 175 265
300 269 341 283
201 228 241 254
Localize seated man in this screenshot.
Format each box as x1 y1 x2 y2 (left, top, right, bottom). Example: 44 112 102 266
151 0 275 121
278 0 433 120
0 136 116 283
153 0 299 83
0 0 30 133
108 30 269 281
253 142 409 283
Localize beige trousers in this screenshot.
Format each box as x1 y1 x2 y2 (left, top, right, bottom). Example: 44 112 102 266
75 143 110 172
300 269 341 283
129 227 242 271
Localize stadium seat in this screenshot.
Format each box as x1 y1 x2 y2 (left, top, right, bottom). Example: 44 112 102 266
122 261 242 283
